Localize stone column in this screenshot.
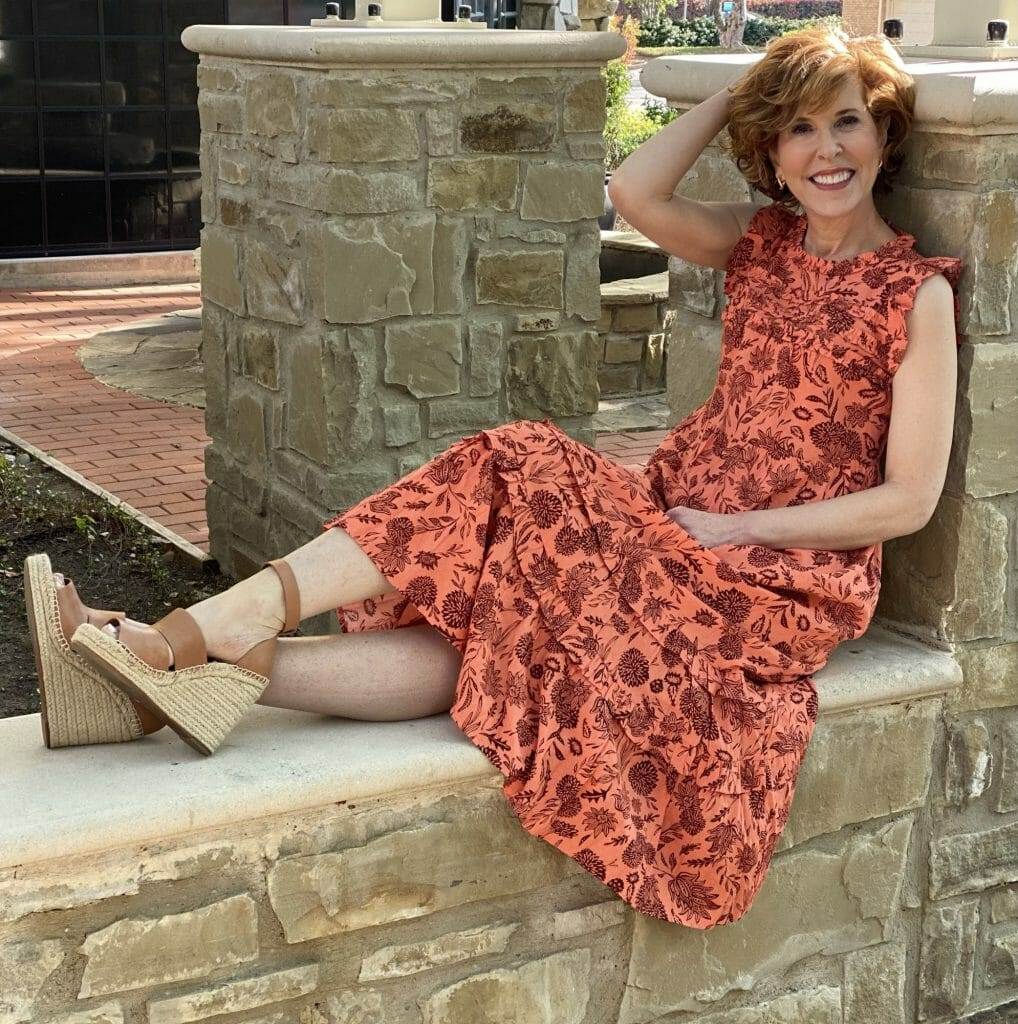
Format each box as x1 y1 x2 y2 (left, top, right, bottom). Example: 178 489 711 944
643 55 1018 1018
182 27 624 580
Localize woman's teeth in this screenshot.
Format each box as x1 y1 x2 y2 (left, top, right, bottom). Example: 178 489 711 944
810 170 854 186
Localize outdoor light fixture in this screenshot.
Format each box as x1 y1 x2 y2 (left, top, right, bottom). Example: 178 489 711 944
312 0 488 27
987 19 1008 41
882 18 903 39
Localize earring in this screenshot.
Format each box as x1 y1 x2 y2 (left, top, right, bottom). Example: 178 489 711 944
776 172 785 188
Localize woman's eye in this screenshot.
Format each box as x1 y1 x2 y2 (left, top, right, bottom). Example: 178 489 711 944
792 116 858 134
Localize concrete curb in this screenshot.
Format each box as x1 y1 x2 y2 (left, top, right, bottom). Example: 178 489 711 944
0 425 212 570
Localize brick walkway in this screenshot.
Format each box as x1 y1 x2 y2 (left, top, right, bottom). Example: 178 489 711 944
0 284 666 558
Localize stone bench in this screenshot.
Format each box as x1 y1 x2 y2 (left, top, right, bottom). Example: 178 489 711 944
4 625 989 1024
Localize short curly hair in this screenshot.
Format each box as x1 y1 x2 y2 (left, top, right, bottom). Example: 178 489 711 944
720 25 916 209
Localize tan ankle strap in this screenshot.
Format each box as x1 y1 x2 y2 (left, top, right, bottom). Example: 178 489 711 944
264 558 301 634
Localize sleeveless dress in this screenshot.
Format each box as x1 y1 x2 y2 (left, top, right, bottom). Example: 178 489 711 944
322 203 964 929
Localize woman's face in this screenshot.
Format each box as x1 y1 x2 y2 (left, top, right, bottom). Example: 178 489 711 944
768 76 887 214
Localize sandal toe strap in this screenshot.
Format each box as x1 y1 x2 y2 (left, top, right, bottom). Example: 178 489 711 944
152 608 207 670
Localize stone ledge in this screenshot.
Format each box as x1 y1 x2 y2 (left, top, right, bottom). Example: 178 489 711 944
181 25 627 65
601 271 669 304
0 624 959 870
641 55 1018 130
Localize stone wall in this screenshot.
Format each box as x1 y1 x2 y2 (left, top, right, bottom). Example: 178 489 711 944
191 31 623 579
597 272 670 397
642 55 1018 1023
12 650 1017 1024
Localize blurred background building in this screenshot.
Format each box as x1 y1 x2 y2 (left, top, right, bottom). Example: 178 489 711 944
1 0 516 260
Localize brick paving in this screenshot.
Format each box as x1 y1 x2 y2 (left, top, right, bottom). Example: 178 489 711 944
0 284 667 558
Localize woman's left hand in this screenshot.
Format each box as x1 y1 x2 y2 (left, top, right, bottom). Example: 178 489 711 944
665 505 747 548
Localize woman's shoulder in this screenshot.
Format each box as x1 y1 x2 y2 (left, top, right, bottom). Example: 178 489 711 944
724 203 798 286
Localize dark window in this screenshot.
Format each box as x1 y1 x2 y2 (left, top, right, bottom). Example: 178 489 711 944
0 0 515 257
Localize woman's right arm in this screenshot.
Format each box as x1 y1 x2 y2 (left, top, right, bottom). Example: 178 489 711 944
607 85 759 271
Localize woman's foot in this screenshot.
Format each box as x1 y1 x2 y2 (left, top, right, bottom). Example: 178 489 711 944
52 573 165 736
97 564 289 668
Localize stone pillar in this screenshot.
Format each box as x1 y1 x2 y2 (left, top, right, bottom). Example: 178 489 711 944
643 54 1018 1017
182 27 624 579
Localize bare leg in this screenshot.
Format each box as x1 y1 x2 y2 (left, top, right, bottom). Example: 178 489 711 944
107 527 402 666
258 623 461 719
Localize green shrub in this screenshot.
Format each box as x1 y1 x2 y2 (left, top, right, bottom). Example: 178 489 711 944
636 12 842 48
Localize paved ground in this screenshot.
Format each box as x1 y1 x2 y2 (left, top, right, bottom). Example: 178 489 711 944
0 284 668 557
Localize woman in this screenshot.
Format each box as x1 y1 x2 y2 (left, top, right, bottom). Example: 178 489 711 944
25 24 962 929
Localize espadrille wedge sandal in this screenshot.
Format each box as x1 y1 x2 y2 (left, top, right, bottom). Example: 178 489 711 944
69 558 301 757
24 552 163 749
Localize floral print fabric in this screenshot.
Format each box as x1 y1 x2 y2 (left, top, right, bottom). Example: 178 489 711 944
322 203 963 929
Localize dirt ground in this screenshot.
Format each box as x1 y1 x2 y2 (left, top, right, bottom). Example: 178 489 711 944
0 437 232 720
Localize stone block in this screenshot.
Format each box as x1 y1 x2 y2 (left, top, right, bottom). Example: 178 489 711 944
196 63 238 93
961 343 1018 498
310 73 468 108
0 938 64 1024
381 399 422 448
245 240 304 326
307 108 419 163
78 894 258 998
643 332 665 388
238 325 279 390
992 887 1018 924
565 235 601 321
919 899 979 1019
930 820 1018 899
563 77 607 133
432 217 468 315
567 137 606 161
265 162 309 206
618 818 911 1021
228 391 268 468
459 102 555 153
322 326 379 458
506 331 600 418
613 303 661 333
843 942 908 1024
267 812 571 943
245 73 298 138
312 169 419 215
520 162 604 222
552 899 627 940
148 963 319 1024
426 107 457 156
778 701 937 850
945 715 992 807
999 719 1018 814
200 228 244 316
321 223 414 324
218 195 250 228
496 221 566 245
515 313 561 333
427 157 519 212
286 339 327 464
468 320 504 398
472 73 556 98
427 396 502 438
877 495 1008 641
604 337 644 363
692 988 842 1024
984 925 1018 988
326 990 384 1022
385 321 462 399
48 1004 123 1024
475 249 563 308
952 641 1018 714
198 93 243 134
599 363 640 395
670 256 720 318
420 949 590 1024
218 156 250 186
359 922 518 981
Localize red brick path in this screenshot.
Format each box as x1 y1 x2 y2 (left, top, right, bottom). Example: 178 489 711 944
0 285 666 558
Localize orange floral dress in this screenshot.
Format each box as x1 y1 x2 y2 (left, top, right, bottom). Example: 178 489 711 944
323 203 963 929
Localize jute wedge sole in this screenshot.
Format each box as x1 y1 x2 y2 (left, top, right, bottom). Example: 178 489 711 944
24 553 144 748
70 623 269 757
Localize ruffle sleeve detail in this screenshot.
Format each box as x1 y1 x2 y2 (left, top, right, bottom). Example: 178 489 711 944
884 254 964 377
723 203 797 300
